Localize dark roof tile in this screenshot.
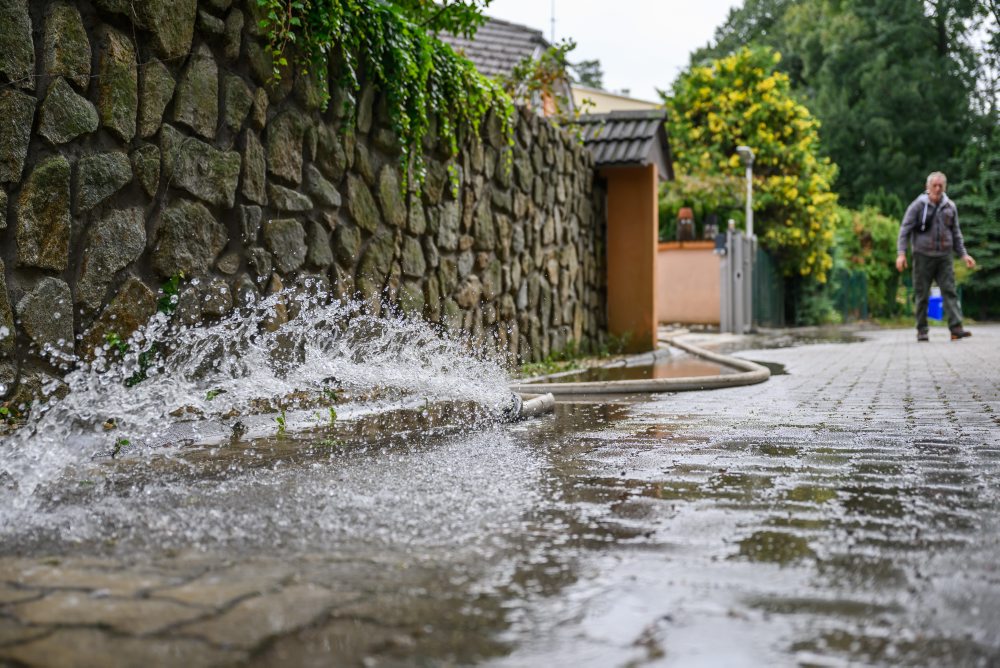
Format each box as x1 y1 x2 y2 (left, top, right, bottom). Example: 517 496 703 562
571 109 674 179
438 17 548 79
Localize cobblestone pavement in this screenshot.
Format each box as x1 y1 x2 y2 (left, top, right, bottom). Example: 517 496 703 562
1 325 998 667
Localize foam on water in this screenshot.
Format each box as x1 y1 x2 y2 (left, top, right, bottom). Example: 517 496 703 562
0 288 513 515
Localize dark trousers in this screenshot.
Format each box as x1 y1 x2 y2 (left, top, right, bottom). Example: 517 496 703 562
912 253 963 332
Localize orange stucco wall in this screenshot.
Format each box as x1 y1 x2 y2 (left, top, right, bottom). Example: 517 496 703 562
656 242 721 325
603 164 658 352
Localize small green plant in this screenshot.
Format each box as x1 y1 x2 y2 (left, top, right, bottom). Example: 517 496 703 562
104 331 129 356
328 406 337 425
275 408 287 436
205 389 225 401
156 273 185 315
111 437 130 459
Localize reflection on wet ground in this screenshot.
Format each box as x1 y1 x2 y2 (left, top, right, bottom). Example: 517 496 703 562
556 355 738 382
2 327 1000 666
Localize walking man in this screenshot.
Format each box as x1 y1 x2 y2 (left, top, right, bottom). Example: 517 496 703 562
896 171 976 341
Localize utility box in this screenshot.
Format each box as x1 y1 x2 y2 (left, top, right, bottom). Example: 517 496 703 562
719 226 755 334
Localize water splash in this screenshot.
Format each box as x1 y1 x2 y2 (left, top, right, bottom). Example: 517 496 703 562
0 287 513 510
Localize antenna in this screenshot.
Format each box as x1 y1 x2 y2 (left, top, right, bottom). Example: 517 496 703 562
550 0 555 42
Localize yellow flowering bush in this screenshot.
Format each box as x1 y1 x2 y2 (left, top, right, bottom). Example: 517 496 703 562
664 47 839 281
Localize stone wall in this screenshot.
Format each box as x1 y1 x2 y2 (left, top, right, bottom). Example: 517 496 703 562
0 0 607 405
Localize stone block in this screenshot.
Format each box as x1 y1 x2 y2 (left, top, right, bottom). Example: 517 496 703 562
267 111 305 185
172 43 219 139
378 165 406 228
38 78 99 145
197 9 225 34
240 204 263 245
357 231 395 284
223 73 252 134
77 207 145 310
43 2 91 90
306 221 333 269
0 260 14 356
241 130 267 205
202 278 233 317
401 236 426 278
152 199 227 278
17 278 73 356
76 151 132 214
0 90 36 183
224 9 244 61
333 225 360 267
136 0 197 61
263 218 307 273
0 0 34 91
138 59 176 138
96 26 138 142
304 165 341 208
346 175 379 233
131 144 161 197
16 156 71 270
268 183 312 212
171 136 241 208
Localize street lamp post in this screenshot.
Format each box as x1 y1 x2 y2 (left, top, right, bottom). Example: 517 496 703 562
736 146 754 238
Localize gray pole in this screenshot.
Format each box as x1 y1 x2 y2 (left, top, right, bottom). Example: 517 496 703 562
745 163 754 239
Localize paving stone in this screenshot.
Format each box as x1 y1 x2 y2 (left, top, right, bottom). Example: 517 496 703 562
152 199 227 278
0 0 34 91
174 584 343 649
16 155 71 270
170 136 241 208
39 75 99 144
0 89 36 183
76 151 132 213
138 59 176 138
76 207 145 310
0 628 242 668
43 2 91 90
172 43 219 140
95 26 138 142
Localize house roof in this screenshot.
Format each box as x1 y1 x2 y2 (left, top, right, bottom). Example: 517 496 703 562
572 109 674 180
437 17 549 80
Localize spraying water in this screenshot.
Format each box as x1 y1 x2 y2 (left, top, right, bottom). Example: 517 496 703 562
0 286 514 517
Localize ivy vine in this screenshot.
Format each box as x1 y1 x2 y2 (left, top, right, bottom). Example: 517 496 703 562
254 0 515 189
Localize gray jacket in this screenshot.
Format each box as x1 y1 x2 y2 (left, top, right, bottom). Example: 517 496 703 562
897 193 967 258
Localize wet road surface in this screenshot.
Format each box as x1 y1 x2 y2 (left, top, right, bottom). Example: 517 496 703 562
1 326 999 666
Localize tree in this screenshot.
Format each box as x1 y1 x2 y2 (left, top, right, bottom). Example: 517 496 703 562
665 47 839 282
572 59 604 89
688 0 984 212
391 0 494 37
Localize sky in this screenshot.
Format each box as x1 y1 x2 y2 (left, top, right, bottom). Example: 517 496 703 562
486 0 741 102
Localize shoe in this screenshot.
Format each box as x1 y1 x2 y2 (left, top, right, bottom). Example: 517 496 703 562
950 329 972 340
917 331 929 342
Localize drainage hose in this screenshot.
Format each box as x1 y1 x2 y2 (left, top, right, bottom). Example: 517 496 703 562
502 392 556 421
508 337 769 395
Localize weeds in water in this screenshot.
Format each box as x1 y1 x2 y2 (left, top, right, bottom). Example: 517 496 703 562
156 273 185 315
205 389 225 401
328 406 337 425
111 437 130 458
275 409 287 436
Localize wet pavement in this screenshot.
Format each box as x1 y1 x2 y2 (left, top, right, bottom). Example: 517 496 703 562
2 325 999 666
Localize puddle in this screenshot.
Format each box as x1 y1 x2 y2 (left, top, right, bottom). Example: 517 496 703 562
547 354 738 383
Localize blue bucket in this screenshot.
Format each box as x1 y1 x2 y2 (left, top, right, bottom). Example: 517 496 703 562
928 291 943 320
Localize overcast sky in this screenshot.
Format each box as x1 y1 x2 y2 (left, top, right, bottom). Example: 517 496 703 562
486 0 741 102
